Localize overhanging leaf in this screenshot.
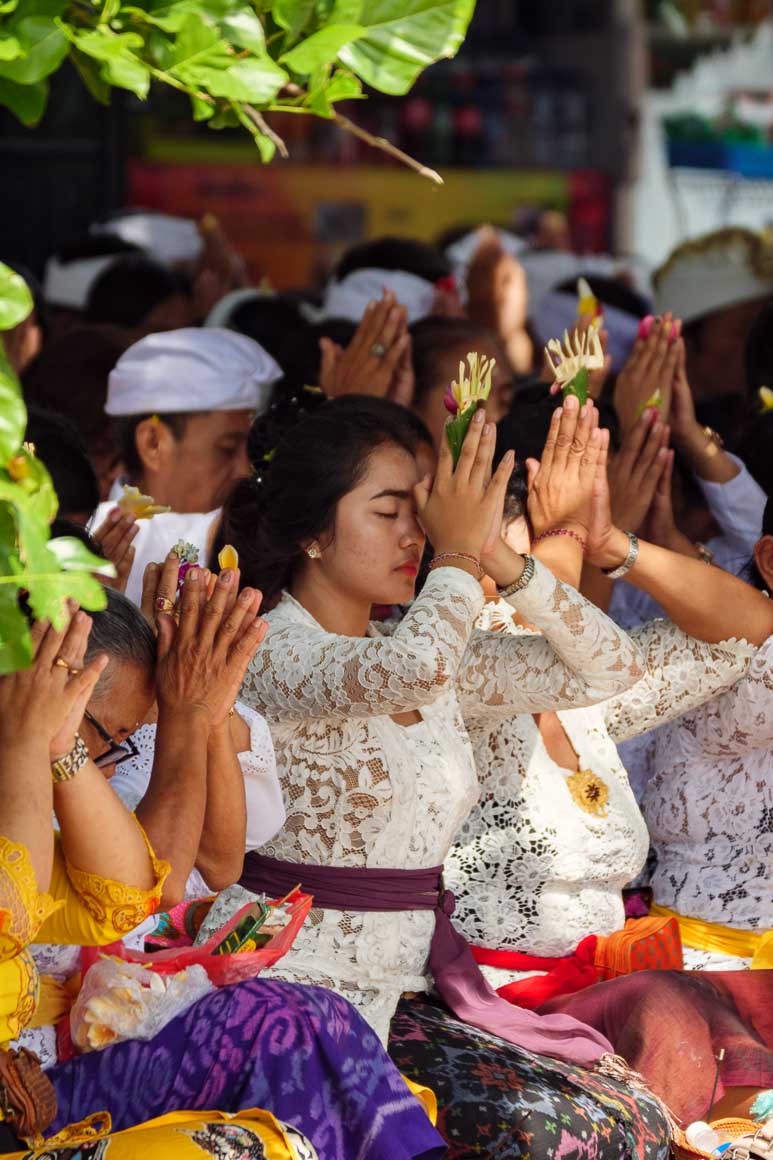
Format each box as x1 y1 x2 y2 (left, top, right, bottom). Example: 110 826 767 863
219 9 266 53
0 16 67 84
0 363 26 465
0 261 33 329
48 535 116 578
0 74 46 122
186 56 286 103
338 0 475 95
272 0 315 39
0 37 21 61
281 24 363 74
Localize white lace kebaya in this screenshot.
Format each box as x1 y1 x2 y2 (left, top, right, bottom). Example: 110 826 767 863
239 559 645 1044
444 604 754 989
644 632 773 969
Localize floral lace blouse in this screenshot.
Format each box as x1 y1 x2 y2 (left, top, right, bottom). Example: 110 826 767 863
0 832 168 1048
444 606 754 983
645 631 773 937
239 561 645 1043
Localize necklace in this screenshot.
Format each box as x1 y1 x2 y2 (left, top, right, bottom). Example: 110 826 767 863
565 768 610 818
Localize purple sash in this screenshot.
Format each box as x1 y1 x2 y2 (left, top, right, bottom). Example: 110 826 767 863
241 852 613 1068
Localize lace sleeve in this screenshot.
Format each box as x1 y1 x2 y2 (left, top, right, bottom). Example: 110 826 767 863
38 828 169 945
665 631 773 758
0 839 61 961
240 567 484 722
457 559 644 723
603 620 756 743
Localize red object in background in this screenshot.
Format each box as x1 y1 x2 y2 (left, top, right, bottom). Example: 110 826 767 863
568 170 611 253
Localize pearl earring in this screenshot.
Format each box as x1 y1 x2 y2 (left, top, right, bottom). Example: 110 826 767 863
306 544 321 560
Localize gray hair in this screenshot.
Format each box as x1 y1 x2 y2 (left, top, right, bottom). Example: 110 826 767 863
85 588 157 694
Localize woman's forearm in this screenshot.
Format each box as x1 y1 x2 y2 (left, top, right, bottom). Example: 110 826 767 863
135 710 210 906
195 720 247 891
0 741 54 890
54 761 155 889
599 528 773 645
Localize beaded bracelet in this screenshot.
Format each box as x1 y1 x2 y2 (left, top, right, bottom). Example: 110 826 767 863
428 551 484 581
533 527 587 553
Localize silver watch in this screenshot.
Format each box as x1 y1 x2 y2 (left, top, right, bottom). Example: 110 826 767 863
498 554 536 598
602 532 639 579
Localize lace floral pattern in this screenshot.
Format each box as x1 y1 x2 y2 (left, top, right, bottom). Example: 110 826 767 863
446 608 754 967
239 564 646 1042
0 838 60 960
645 632 773 931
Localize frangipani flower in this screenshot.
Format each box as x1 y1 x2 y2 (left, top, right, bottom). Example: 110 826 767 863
545 328 605 389
218 544 239 571
443 351 496 417
577 277 602 327
118 484 170 520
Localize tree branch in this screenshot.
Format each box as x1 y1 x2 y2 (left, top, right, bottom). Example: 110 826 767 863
334 112 443 185
242 105 289 159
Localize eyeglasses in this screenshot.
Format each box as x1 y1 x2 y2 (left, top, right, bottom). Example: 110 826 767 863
84 710 139 770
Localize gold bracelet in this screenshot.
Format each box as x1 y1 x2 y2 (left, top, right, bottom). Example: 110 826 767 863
51 734 89 783
427 552 483 581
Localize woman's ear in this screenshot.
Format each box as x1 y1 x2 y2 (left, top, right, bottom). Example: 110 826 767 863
753 534 773 591
134 416 173 475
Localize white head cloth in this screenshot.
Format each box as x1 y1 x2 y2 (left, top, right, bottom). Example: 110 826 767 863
92 212 203 267
653 227 773 325
43 254 121 310
320 267 436 324
106 327 282 417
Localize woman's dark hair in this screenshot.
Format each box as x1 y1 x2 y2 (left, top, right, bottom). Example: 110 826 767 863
736 411 773 498
495 381 620 469
216 395 433 601
411 316 503 406
744 296 773 401
745 496 773 591
334 237 451 284
85 254 190 328
26 406 99 520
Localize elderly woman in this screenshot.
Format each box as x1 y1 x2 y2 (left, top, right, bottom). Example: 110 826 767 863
3 579 442 1160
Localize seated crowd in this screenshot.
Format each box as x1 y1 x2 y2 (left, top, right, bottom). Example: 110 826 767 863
1 212 772 1160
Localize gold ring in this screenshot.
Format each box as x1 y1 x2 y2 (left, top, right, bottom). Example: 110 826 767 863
155 596 175 614
54 656 72 671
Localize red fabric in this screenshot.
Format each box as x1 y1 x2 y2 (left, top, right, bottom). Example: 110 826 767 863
471 937 601 1010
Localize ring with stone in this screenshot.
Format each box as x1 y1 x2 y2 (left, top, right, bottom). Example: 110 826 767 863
370 342 387 359
155 596 175 614
54 656 72 671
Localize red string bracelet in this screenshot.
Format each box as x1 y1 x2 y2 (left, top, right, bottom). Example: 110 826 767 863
533 527 587 553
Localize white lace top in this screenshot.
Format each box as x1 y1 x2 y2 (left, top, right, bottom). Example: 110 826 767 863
645 632 773 937
239 561 645 1043
444 606 754 987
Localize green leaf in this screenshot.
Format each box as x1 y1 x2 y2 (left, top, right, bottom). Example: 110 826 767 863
0 37 21 61
0 1 20 14
272 0 315 38
0 74 46 122
101 49 150 97
0 16 67 83
74 27 145 61
281 23 363 73
25 564 108 626
169 14 229 68
562 367 588 406
48 536 116 578
219 9 265 53
72 47 112 103
190 92 214 120
188 55 286 102
0 381 25 479
338 0 475 95
0 261 33 329
0 585 32 676
323 67 362 103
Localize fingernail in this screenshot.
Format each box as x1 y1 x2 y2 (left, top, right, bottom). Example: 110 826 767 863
473 409 485 424
638 315 654 339
187 567 199 583
653 421 663 434
564 394 578 411
483 422 493 436
109 509 121 524
168 551 179 563
668 323 680 343
219 569 232 585
239 589 252 605
554 406 563 418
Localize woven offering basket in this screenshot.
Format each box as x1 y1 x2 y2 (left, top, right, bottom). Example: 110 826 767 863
672 1118 761 1158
